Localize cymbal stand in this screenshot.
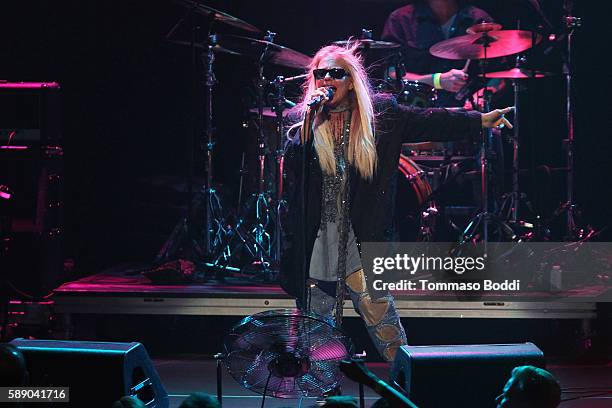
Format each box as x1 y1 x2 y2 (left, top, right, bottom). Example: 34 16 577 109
552 2 591 240
245 31 278 273
498 56 536 229
157 16 226 266
211 32 277 278
501 68 521 223
201 31 227 256
270 76 289 264
457 35 516 257
265 74 303 264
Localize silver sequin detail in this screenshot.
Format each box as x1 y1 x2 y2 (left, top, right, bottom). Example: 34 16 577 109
321 113 351 228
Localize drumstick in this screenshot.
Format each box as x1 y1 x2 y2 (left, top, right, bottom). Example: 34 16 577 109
462 59 471 72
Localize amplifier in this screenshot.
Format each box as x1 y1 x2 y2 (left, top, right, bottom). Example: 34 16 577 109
0 82 64 297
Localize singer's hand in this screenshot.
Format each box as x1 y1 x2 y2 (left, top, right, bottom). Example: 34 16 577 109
440 69 468 93
482 107 514 129
310 87 332 107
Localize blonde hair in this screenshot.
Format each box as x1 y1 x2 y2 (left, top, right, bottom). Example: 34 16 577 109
288 43 377 180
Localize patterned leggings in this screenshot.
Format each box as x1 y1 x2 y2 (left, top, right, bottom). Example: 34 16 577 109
304 269 407 362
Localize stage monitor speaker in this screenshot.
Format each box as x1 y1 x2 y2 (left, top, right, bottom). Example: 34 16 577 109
391 342 545 408
10 338 169 408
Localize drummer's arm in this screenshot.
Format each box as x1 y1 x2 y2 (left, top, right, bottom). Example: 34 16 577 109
389 65 468 93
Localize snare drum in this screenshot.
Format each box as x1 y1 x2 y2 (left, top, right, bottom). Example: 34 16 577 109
397 80 437 108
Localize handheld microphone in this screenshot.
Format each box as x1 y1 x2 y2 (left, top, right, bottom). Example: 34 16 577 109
307 87 334 108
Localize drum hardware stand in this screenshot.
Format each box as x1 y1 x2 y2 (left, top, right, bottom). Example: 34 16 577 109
210 32 279 279
356 28 399 92
201 31 228 256
497 56 537 235
418 204 439 242
457 36 516 257
417 159 476 241
158 17 227 269
549 3 593 241
236 152 248 211
269 75 292 264
267 73 302 262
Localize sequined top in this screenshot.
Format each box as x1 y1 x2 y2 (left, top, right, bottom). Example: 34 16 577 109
320 111 351 227
309 110 363 282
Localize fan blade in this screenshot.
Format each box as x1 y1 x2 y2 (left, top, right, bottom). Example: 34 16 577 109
309 339 349 361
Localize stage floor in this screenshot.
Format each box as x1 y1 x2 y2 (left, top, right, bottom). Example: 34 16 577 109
52 269 597 319
46 270 609 407
156 355 612 407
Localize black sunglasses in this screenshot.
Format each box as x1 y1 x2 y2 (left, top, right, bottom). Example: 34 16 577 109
313 68 350 80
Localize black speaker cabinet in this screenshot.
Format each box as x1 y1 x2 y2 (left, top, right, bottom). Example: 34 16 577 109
10 339 169 408
391 342 545 408
0 82 64 297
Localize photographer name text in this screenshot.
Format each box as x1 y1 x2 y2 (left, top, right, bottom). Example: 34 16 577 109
373 279 521 291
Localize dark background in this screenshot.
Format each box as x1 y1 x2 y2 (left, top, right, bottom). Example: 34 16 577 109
1 0 610 279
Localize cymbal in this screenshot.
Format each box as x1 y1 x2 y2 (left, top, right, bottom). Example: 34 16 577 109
249 107 291 118
333 39 401 50
466 22 503 34
219 35 312 69
478 67 552 79
430 30 542 60
174 0 262 33
167 40 242 56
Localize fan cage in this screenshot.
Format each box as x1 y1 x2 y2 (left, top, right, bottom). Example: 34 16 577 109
223 309 354 399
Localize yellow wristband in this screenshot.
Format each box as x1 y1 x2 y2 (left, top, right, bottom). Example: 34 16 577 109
432 73 442 90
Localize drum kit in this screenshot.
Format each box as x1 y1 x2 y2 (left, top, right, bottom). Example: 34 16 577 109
161 1 315 278
160 1 588 278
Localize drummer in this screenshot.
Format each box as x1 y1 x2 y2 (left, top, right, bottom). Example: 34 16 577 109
382 0 500 108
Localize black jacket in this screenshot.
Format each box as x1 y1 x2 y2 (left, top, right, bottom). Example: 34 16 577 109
280 94 481 304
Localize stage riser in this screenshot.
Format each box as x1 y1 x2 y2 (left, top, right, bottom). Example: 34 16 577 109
52 296 596 318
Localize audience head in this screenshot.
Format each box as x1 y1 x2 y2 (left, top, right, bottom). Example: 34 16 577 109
178 392 220 408
496 365 561 408
111 395 146 408
371 397 390 408
0 343 28 386
322 396 359 407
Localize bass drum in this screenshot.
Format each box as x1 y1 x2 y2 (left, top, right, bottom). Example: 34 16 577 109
395 154 437 241
396 80 437 108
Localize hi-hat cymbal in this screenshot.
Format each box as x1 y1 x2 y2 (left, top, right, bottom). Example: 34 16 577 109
219 35 312 69
430 30 542 60
478 67 552 79
174 0 262 33
333 39 401 50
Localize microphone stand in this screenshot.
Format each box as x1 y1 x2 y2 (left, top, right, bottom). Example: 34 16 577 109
302 108 316 312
